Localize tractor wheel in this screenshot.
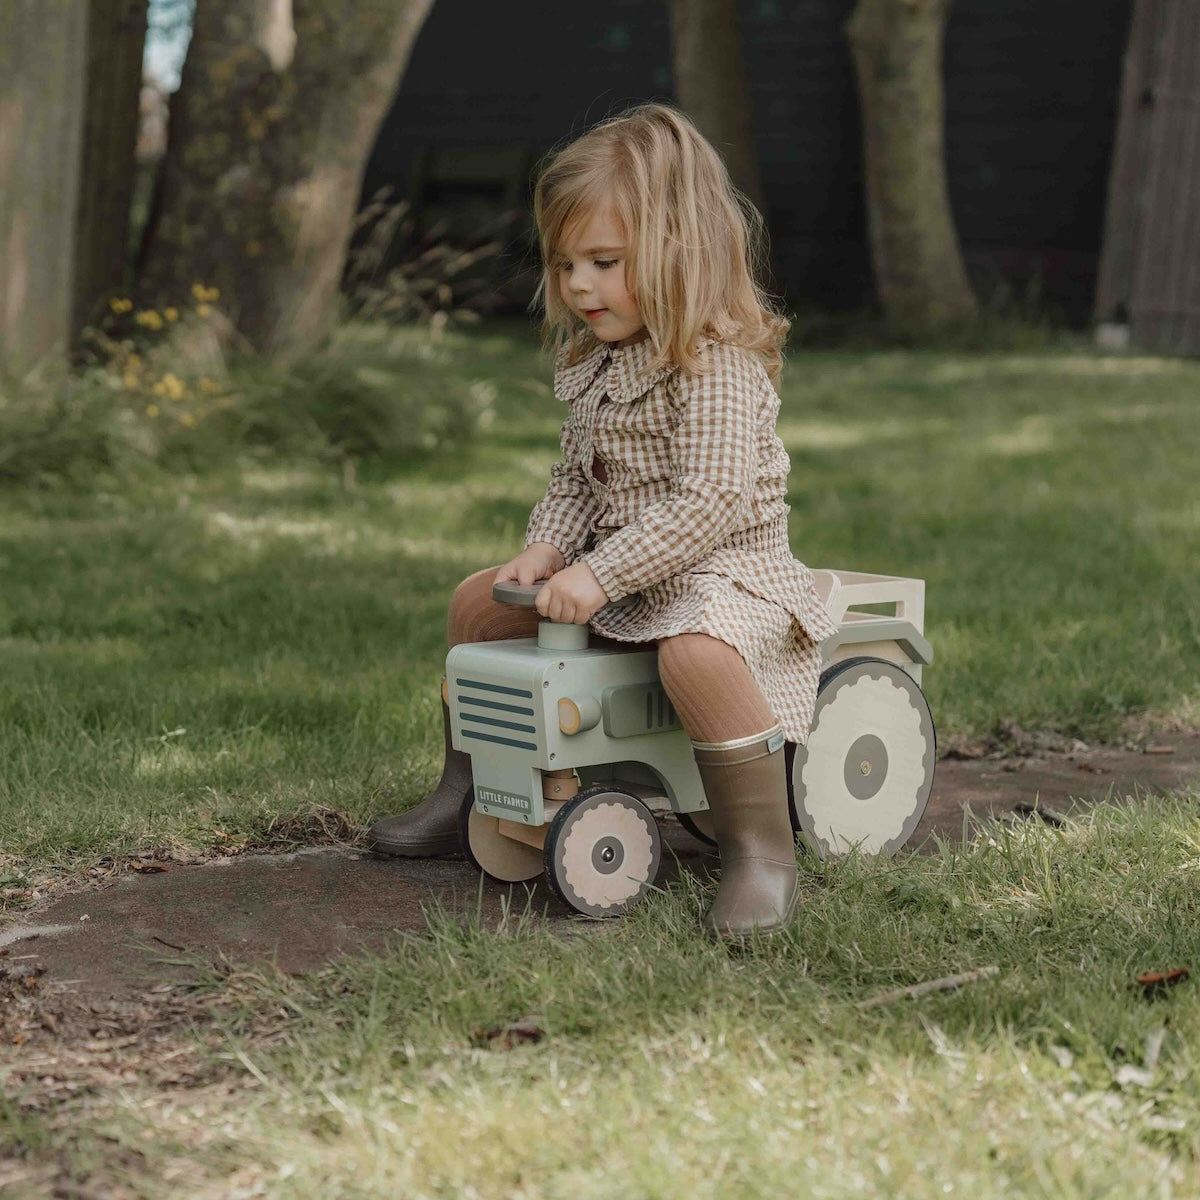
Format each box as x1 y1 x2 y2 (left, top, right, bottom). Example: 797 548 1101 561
790 657 936 858
676 809 717 848
544 787 661 917
458 789 542 883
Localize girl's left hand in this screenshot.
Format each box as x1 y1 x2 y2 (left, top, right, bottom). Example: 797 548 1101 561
536 561 608 625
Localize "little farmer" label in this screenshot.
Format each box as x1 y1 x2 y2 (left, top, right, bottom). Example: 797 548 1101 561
477 787 531 813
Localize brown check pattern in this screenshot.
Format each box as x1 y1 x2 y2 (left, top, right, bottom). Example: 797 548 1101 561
524 333 838 742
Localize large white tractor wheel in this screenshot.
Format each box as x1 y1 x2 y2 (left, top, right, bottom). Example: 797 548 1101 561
790 657 936 858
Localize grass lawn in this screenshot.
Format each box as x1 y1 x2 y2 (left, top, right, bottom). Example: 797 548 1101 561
1 325 1197 879
1 325 1199 1194
5 797 1200 1196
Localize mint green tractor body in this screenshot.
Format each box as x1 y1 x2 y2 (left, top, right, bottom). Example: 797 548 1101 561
448 570 935 917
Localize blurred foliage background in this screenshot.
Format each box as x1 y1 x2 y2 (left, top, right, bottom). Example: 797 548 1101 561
0 0 1195 755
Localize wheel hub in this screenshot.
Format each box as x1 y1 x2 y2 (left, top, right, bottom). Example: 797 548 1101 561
591 836 624 875
844 733 889 800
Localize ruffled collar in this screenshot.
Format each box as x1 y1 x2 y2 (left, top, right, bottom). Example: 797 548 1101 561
554 332 678 404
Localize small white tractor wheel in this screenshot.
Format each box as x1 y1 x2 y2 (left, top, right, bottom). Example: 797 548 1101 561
458 789 542 883
676 809 717 848
544 788 662 917
791 657 936 858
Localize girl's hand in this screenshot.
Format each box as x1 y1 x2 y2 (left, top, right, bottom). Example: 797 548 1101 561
496 543 566 587
536 561 609 625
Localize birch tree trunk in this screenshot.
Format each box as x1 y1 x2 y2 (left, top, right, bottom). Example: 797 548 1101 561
846 0 976 325
75 0 149 333
0 1 89 375
670 0 763 212
136 0 435 357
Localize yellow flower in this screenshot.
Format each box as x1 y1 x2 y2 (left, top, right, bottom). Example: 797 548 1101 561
179 412 198 428
151 372 186 401
145 404 160 418
191 284 220 303
135 310 164 331
196 304 212 318
161 372 186 400
164 307 179 322
126 353 142 370
109 297 133 314
122 371 139 389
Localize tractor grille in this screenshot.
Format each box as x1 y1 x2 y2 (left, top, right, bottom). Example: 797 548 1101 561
603 682 680 738
454 677 538 751
646 687 676 730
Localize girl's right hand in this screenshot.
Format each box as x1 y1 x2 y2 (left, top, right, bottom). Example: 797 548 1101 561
495 543 566 587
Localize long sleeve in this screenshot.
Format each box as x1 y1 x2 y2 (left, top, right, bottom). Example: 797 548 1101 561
523 404 602 565
582 345 760 601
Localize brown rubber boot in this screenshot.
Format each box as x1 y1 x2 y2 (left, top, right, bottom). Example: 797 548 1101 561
692 727 798 940
368 691 471 857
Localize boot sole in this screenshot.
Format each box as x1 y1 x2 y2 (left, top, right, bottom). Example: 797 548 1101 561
367 832 461 858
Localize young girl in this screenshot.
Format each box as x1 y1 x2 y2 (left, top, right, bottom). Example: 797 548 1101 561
369 104 837 939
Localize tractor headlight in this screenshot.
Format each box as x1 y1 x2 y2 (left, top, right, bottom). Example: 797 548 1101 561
558 696 601 735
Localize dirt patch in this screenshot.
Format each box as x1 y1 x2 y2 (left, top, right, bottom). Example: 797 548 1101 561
0 962 276 1199
0 835 715 1003
0 966 225 1103
926 732 1200 834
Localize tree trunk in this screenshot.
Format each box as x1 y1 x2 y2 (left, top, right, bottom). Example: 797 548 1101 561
0 1 89 375
136 0 435 357
1093 0 1164 330
75 0 149 334
669 0 763 212
846 0 976 325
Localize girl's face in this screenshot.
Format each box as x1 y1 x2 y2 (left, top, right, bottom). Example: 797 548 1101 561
555 206 644 344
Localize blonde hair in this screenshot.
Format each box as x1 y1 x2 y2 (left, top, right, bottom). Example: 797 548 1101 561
533 104 790 386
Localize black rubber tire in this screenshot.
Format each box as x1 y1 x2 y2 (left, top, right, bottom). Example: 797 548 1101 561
676 809 718 848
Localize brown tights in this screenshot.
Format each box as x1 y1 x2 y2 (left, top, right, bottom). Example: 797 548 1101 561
448 567 776 744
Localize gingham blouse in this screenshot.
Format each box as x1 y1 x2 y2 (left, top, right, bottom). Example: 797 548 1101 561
524 333 838 742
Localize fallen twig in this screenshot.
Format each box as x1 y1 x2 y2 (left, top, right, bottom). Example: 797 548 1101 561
1135 966 1189 997
857 966 1000 1010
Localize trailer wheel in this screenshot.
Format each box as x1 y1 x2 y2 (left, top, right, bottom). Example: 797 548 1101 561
544 788 661 917
791 657 936 858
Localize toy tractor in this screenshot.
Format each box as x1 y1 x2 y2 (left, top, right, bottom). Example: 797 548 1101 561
448 570 935 917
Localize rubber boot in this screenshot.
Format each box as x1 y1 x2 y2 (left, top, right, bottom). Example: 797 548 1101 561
692 726 798 940
368 691 470 857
